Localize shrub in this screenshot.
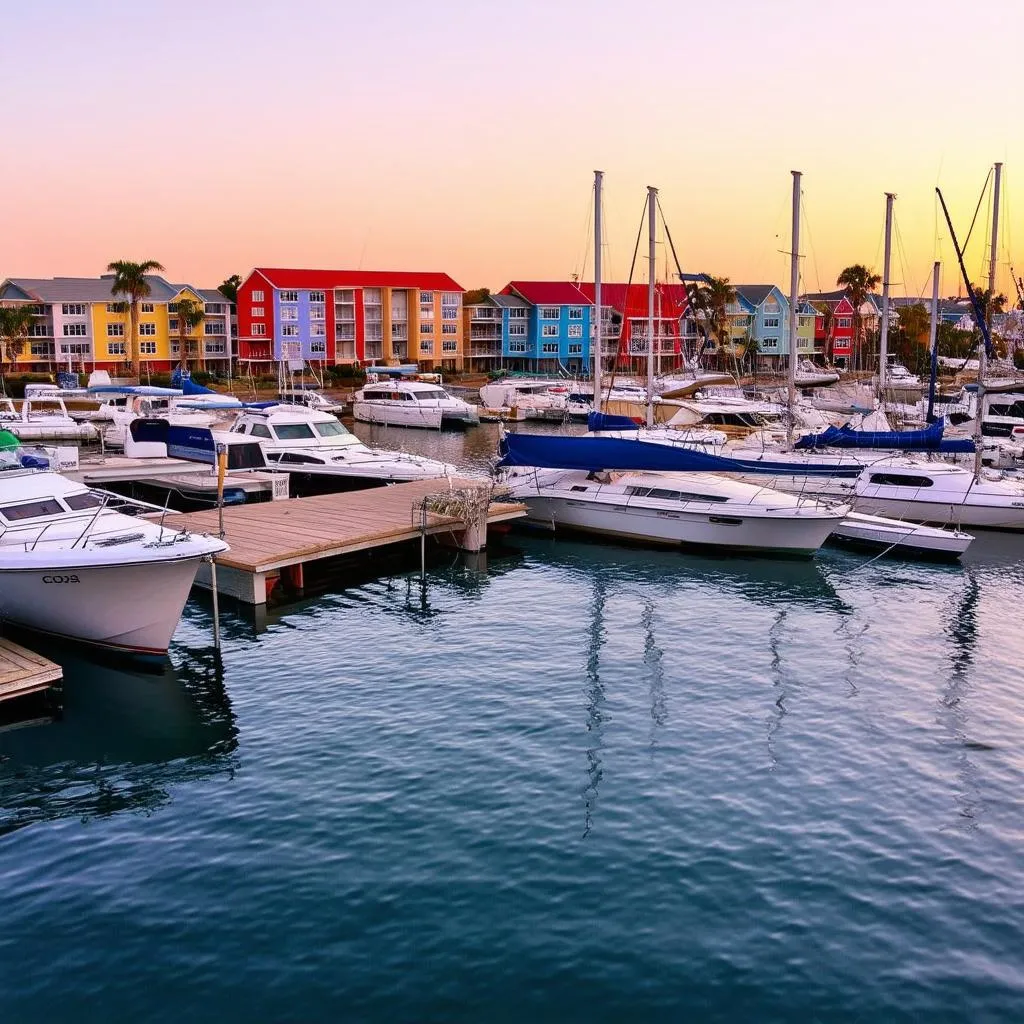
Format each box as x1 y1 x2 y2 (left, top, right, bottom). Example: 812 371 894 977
1014 349 1024 371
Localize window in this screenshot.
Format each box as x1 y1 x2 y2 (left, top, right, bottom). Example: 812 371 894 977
141 302 154 313
310 323 326 336
837 317 852 328
64 492 104 511
868 473 934 488
569 307 583 319
540 307 558 320
139 323 156 336
281 325 299 337
251 306 264 317
509 340 527 353
252 324 266 336
62 303 87 316
140 341 157 354
309 290 325 303
63 323 87 336
764 317 780 328
442 340 457 352
252 289 265 302
249 422 272 439
29 304 46 316
568 324 583 338
59 343 90 355
107 323 124 337
509 323 526 336
419 323 433 335
441 323 457 335
280 290 298 302
28 324 50 337
764 299 780 313
420 340 433 353
442 305 459 321
419 300 434 318
105 302 121 313
762 338 778 349
568 343 583 354
335 323 355 340
0 499 65 521
314 421 349 437
30 342 52 356
280 306 298 321
541 342 558 354
170 319 180 332
541 324 558 337
509 308 526 319
309 305 325 320
205 341 227 354
205 302 225 314
420 290 434 304
310 340 326 354
107 342 126 355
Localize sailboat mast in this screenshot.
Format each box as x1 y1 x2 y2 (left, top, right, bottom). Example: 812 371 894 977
593 170 604 412
926 261 940 422
975 161 1002 480
879 192 895 394
786 170 801 449
646 185 657 429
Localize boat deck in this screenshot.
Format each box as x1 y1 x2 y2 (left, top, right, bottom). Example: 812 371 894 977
164 478 525 604
0 639 63 703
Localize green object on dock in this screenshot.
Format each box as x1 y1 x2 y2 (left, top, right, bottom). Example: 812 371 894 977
0 429 20 450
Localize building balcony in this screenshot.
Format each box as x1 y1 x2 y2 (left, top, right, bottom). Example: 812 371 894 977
470 326 501 341
365 341 383 360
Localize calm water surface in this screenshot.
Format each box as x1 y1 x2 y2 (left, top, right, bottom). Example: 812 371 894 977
2 423 1024 1022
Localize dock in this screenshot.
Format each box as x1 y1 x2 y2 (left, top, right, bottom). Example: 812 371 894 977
0 639 63 703
165 478 526 605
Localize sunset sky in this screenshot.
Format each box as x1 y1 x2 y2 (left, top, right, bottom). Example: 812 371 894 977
4 0 1022 300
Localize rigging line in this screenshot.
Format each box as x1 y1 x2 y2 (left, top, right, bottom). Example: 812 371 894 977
573 185 595 283
960 166 992 258
657 196 710 372
800 194 823 293
606 193 649 398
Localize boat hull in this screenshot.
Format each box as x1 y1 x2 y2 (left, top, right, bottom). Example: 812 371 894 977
353 403 444 429
0 555 209 656
850 495 1024 531
519 495 839 556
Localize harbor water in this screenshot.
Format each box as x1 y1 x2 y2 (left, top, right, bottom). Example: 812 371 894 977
3 422 1024 1021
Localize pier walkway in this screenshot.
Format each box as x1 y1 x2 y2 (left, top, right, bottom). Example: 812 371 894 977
0 639 63 703
165 478 525 605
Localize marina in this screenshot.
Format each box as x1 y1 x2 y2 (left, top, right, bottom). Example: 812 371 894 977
0 638 62 704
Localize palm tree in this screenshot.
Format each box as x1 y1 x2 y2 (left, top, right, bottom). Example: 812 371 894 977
692 276 738 372
0 305 34 390
106 259 165 377
836 264 881 371
218 274 242 304
174 298 206 372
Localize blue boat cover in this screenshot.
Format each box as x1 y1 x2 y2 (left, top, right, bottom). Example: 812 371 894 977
497 433 862 477
794 418 974 453
588 411 640 431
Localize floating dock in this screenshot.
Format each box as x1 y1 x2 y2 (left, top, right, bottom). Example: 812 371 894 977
165 478 525 605
0 639 63 703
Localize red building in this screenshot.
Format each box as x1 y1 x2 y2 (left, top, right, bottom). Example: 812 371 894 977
807 291 855 365
236 268 465 370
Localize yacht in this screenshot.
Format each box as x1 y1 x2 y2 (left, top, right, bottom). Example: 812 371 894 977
354 379 479 429
97 388 241 447
478 379 572 421
882 360 923 391
0 453 227 656
0 397 98 442
505 466 847 556
277 388 344 414
794 360 840 388
225 404 460 493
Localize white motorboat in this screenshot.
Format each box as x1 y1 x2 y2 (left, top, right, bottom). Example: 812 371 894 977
99 389 240 447
795 360 840 388
505 466 847 556
0 457 227 656
0 397 98 442
882 360 923 391
277 388 344 414
848 460 1024 530
830 511 973 561
354 379 479 429
656 371 736 399
224 404 460 491
478 379 572 421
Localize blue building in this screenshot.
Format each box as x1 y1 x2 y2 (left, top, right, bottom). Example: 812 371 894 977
499 281 593 373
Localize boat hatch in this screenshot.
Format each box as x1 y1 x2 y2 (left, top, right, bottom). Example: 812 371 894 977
92 532 146 547
627 486 729 503
869 473 935 488
0 498 66 521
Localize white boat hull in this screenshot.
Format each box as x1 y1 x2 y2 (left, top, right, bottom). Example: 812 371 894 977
353 402 444 429
830 512 973 559
0 554 209 656
849 495 1024 531
520 494 840 555
4 422 98 442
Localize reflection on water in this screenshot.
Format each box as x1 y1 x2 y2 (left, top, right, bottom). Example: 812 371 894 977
582 576 607 839
0 647 237 836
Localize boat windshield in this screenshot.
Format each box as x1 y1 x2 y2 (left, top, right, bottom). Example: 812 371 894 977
273 423 316 440
314 421 349 437
413 389 450 401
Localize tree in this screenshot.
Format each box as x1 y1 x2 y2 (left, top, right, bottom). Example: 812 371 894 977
463 287 491 306
691 276 737 372
968 282 1007 321
836 264 881 371
174 298 206 372
106 259 165 376
218 274 242 304
0 305 34 387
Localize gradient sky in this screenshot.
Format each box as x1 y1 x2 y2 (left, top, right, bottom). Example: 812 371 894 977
4 0 1022 300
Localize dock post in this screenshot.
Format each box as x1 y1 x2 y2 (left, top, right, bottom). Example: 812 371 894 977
420 501 427 584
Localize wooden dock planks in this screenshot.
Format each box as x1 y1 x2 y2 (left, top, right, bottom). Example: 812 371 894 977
162 479 525 603
0 639 63 703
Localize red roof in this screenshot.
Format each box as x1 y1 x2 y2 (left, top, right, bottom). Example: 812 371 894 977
502 281 592 305
577 281 688 316
253 268 464 291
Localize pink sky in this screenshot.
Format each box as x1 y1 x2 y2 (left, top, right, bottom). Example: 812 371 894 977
4 0 1022 299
